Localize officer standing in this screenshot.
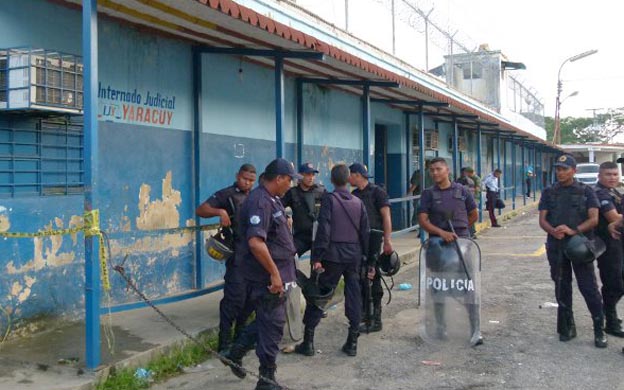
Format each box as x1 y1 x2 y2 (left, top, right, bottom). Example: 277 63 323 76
195 163 257 353
418 157 481 344
482 169 502 227
538 154 607 348
593 161 624 337
224 158 301 390
456 167 478 238
294 164 369 357
281 162 326 256
348 162 393 332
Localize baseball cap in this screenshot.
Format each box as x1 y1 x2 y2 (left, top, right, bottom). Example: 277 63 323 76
461 166 474 173
299 162 319 174
264 158 302 179
554 154 577 169
349 163 373 178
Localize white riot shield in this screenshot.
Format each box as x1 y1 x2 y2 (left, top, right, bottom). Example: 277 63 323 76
285 255 303 342
419 236 482 346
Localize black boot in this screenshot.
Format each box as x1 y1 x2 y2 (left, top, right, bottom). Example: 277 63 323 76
604 307 624 337
341 329 359 357
294 327 315 356
218 329 231 354
256 365 282 390
558 308 576 342
593 316 608 348
222 326 256 379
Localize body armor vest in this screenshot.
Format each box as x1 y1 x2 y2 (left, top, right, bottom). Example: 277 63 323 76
329 192 362 243
357 184 383 230
429 183 469 231
546 182 587 229
290 185 324 235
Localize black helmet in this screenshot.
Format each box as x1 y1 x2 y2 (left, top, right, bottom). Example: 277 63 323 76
378 251 401 276
296 269 334 310
564 234 605 265
205 228 234 261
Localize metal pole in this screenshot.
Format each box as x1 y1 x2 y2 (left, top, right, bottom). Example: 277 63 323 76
521 142 526 206
496 132 501 216
192 48 203 290
511 141 516 210
362 84 371 168
296 79 303 168
476 124 482 223
275 57 284 158
533 147 537 202
83 0 100 370
502 138 507 201
405 112 412 228
391 0 396 55
452 118 459 179
419 106 426 242
344 0 349 31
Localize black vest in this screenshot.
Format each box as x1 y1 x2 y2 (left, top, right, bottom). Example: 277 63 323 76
289 185 324 235
546 181 588 230
429 183 469 234
356 184 383 230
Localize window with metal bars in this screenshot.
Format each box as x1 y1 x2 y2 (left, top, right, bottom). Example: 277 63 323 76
0 115 84 197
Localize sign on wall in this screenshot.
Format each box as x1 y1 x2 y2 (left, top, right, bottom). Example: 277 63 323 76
97 82 177 128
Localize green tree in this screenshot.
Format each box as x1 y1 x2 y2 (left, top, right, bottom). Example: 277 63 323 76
545 109 624 144
544 116 592 144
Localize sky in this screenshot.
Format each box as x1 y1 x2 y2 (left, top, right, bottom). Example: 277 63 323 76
420 0 624 119
294 0 624 120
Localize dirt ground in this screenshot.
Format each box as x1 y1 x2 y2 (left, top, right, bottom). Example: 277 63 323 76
152 209 624 390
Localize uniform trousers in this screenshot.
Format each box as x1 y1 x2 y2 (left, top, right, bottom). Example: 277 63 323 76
219 258 254 335
302 261 361 330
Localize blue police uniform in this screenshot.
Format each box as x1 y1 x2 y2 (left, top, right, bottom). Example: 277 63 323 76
304 188 369 330
593 183 624 335
418 182 476 238
235 185 296 375
205 184 255 350
418 182 480 343
281 183 326 256
352 182 389 331
539 180 603 340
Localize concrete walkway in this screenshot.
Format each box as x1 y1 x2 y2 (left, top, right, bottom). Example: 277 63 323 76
0 198 539 390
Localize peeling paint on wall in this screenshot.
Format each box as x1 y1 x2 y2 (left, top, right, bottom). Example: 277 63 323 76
136 171 181 230
0 205 10 232
5 215 81 275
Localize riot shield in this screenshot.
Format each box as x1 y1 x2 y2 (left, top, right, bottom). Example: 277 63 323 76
285 256 303 342
419 236 482 346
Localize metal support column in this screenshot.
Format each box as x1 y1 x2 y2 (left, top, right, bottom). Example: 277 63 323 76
362 84 371 168
452 118 459 179
83 0 100 370
405 112 412 226
521 142 526 206
419 106 426 243
511 140 516 210
533 147 537 202
192 48 203 290
502 138 507 200
496 132 501 215
275 57 284 158
296 79 303 167
476 124 483 223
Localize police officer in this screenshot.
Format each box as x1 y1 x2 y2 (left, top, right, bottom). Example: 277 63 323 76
417 157 481 344
348 162 393 332
195 163 257 353
593 161 624 337
538 154 607 348
223 158 300 390
482 169 502 227
281 162 326 256
294 164 369 357
456 167 478 238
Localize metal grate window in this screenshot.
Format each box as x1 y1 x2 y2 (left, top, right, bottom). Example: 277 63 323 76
0 116 84 197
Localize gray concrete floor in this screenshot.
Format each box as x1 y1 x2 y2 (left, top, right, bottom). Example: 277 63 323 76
0 198 540 390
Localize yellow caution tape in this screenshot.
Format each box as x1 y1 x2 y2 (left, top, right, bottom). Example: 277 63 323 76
0 209 111 291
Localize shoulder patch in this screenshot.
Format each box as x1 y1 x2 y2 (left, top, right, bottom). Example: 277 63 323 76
601 200 611 206
250 215 261 225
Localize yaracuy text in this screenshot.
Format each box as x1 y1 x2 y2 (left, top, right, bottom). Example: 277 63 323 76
97 83 176 127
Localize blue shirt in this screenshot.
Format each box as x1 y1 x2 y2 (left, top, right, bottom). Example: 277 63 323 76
418 182 476 238
238 186 296 284
205 183 248 240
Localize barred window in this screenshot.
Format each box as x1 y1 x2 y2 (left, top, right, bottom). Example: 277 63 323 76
0 116 84 197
